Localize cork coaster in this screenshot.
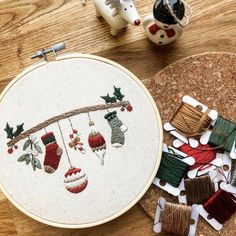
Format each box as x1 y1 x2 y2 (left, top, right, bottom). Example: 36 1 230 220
139 52 236 236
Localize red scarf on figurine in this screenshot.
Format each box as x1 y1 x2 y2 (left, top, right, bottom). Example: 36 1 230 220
149 23 176 38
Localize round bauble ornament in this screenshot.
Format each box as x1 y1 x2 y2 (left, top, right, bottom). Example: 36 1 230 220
64 167 88 194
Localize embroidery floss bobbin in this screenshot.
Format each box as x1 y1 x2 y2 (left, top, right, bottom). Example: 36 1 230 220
184 175 214 205
174 139 223 179
154 197 199 236
156 151 188 188
170 103 213 137
153 144 195 196
164 95 218 148
179 143 216 171
203 189 236 224
208 116 236 153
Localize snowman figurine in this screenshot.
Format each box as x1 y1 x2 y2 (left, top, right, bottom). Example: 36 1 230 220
143 0 191 45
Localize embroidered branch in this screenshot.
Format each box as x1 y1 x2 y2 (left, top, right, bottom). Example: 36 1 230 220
7 101 130 147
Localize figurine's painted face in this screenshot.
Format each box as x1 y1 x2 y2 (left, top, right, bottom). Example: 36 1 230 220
156 20 172 29
117 0 141 25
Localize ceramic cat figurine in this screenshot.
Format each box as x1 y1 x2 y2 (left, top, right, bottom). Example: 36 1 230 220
143 0 191 45
93 0 141 36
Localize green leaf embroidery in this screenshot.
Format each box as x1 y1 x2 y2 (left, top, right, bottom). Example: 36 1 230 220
23 139 31 151
17 154 27 162
101 93 117 103
31 156 36 171
34 158 42 169
34 143 42 153
25 155 30 165
18 136 42 171
4 123 14 139
13 123 24 137
113 86 125 101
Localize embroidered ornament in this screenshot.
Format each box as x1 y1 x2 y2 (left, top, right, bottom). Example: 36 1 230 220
105 111 128 147
88 121 106 165
64 167 88 194
68 128 86 154
41 132 63 174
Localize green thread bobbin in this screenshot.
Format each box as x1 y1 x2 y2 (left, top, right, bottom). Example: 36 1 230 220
156 151 188 188
209 116 236 153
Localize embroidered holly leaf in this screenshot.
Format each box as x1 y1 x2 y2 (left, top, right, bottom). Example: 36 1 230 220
33 143 42 154
110 96 117 103
4 123 14 139
113 86 125 101
23 139 31 151
18 154 28 162
101 93 117 103
13 123 24 137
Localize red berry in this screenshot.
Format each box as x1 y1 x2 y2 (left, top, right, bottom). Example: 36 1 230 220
14 145 18 150
127 105 133 112
121 107 125 112
69 134 74 139
73 129 78 134
8 148 13 154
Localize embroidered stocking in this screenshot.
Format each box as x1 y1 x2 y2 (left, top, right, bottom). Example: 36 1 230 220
104 111 128 147
41 132 63 173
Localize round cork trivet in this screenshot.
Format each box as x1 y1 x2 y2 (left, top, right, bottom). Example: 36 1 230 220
139 52 236 236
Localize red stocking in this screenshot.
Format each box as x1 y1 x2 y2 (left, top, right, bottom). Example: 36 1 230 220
41 132 63 173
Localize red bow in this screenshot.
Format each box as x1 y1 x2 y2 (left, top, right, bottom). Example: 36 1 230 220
149 24 176 38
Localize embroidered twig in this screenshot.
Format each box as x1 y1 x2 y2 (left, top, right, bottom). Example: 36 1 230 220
7 101 130 147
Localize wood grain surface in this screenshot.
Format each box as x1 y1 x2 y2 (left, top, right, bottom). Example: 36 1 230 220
0 0 235 235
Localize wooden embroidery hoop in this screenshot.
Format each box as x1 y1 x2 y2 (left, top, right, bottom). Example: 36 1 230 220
0 52 163 228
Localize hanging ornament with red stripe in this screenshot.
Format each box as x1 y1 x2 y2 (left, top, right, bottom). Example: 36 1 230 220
87 113 106 165
57 121 88 194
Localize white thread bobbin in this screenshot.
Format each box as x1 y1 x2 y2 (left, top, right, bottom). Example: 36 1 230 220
165 0 192 28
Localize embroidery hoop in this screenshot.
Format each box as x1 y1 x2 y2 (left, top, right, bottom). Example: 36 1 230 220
0 53 163 228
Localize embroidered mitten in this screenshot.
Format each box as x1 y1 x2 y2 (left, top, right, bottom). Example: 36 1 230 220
41 132 63 173
104 111 128 147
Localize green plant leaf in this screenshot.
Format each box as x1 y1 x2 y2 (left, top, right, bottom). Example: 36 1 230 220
17 154 27 162
34 143 42 153
34 158 42 169
25 154 30 165
13 123 24 137
31 156 36 171
23 139 31 151
4 123 14 139
113 86 125 101
100 93 117 103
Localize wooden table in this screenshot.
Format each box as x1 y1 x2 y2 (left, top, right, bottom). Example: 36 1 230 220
0 0 235 235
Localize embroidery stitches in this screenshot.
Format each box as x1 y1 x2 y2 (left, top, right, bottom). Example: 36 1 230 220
4 123 24 154
18 136 42 171
105 111 128 147
101 86 131 147
41 132 63 174
64 167 88 194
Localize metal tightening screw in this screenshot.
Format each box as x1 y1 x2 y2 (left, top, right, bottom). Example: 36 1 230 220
31 42 66 60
